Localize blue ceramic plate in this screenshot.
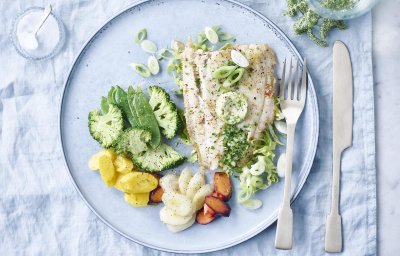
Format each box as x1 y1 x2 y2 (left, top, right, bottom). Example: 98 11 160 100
59 0 319 253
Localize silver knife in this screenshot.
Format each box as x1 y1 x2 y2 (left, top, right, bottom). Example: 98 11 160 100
325 41 353 253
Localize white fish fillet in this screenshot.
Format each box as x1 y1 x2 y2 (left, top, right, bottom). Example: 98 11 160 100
181 43 276 170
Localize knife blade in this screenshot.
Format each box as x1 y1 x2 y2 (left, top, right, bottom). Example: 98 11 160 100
325 41 353 253
333 41 353 151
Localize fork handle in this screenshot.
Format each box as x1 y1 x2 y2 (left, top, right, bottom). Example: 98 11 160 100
275 123 295 249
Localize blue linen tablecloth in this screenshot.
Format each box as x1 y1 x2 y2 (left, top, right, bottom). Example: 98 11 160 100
0 0 376 255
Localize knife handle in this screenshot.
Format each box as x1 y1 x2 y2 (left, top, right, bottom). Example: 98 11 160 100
325 149 343 252
325 213 342 252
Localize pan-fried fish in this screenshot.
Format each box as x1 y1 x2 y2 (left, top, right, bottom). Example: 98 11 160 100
181 41 276 170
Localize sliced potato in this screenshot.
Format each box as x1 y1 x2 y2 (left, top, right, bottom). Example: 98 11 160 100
114 155 134 174
178 168 193 195
114 173 127 192
119 172 158 193
159 206 193 226
124 193 149 207
192 184 214 210
186 170 205 199
88 155 99 170
162 191 195 217
88 149 116 170
159 174 179 192
166 215 195 233
98 155 116 187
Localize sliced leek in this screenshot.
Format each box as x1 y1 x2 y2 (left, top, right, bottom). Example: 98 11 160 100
135 28 147 44
141 39 157 54
129 63 151 77
204 26 219 44
231 49 249 68
213 65 237 79
147 56 160 75
222 67 245 87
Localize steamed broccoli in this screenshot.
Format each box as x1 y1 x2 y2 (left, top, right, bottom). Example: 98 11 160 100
114 128 152 156
88 104 124 148
113 128 185 172
131 143 185 172
148 86 181 139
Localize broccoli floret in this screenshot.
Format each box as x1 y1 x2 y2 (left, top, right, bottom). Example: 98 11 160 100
88 104 124 148
132 143 185 172
148 85 181 139
114 128 152 156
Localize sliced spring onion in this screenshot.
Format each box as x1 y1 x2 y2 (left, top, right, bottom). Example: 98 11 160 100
222 67 245 87
219 43 233 50
277 153 286 178
249 157 265 176
158 48 174 60
134 28 147 44
204 26 219 44
241 198 263 210
213 65 237 79
274 120 287 134
171 40 185 52
188 150 198 163
211 25 221 32
129 63 151 77
147 56 160 75
197 32 207 44
231 49 249 68
141 39 157 53
250 176 266 189
237 189 252 203
219 31 234 42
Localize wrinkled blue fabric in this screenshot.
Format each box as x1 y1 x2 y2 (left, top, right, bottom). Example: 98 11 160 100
0 0 375 255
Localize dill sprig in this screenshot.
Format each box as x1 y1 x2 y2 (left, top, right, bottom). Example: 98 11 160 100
285 0 348 47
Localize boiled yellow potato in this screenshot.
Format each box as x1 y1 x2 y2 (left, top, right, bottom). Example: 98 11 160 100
113 155 134 174
119 172 158 193
114 173 127 192
88 149 116 170
124 193 149 207
98 155 116 187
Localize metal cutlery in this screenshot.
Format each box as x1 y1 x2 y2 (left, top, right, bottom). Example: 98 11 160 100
275 59 307 250
325 41 353 253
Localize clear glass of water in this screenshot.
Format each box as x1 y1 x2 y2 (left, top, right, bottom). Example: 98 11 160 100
308 0 380 20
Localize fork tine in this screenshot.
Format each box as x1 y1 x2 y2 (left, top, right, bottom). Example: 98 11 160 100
293 61 299 100
300 59 307 101
286 58 293 100
279 59 286 98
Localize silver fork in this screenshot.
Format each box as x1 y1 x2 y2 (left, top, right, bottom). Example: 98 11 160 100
274 58 307 250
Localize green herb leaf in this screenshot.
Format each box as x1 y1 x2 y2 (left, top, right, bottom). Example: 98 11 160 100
127 86 161 148
100 96 109 114
285 0 347 47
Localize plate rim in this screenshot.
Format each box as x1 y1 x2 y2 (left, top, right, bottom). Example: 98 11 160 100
58 0 320 253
